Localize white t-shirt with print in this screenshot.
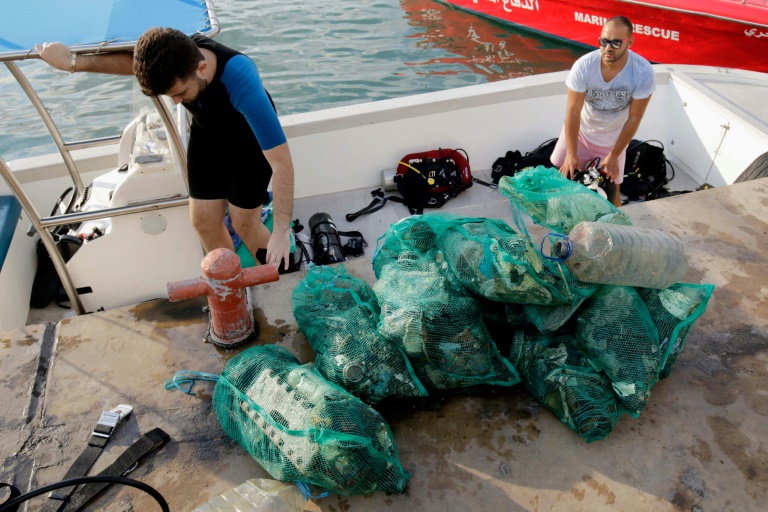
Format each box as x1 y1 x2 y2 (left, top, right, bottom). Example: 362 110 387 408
566 50 656 146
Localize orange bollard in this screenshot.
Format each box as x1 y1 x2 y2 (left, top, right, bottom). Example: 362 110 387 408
167 248 279 348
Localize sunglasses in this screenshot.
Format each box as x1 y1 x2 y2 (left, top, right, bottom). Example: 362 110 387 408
598 37 629 49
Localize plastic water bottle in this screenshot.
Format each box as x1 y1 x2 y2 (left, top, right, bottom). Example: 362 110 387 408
552 221 688 289
192 478 305 511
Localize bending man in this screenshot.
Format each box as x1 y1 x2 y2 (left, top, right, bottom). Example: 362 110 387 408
550 16 655 206
36 27 295 270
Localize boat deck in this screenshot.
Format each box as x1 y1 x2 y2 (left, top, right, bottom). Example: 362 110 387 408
3 176 767 511
23 162 699 327
25 166 516 326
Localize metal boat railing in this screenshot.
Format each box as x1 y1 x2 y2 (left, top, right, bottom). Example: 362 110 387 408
0 60 192 316
0 0 218 319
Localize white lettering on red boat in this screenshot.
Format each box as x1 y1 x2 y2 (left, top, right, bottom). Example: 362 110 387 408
574 12 679 42
634 24 679 41
478 0 540 12
574 12 609 26
745 28 768 38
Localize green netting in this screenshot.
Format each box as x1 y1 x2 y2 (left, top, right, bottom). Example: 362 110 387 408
411 342 521 390
497 166 632 235
371 218 446 279
509 329 625 443
438 216 593 305
438 219 561 304
375 214 596 306
480 300 529 333
521 295 595 333
480 295 595 335
372 236 520 389
637 283 715 379
291 264 428 403
213 345 409 495
571 284 715 416
573 286 662 416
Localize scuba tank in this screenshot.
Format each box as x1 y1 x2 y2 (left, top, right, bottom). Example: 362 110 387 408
308 213 346 265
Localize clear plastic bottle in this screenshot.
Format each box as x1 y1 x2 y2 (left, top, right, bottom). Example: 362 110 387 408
192 478 305 512
552 221 688 289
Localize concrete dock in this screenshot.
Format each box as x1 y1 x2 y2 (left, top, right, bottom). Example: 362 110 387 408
2 178 767 511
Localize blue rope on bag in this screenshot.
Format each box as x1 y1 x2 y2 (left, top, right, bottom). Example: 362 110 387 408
164 371 220 395
540 231 570 262
295 481 329 500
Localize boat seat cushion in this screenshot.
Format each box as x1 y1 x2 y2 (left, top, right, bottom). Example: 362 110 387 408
0 196 22 272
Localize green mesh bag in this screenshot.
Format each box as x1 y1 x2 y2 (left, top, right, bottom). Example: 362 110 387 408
375 214 594 307
372 217 442 278
479 293 597 337
481 300 530 333
437 216 587 305
522 294 596 333
411 344 522 390
573 286 662 416
291 264 428 403
438 218 560 304
373 242 520 390
498 166 632 235
213 345 410 495
637 283 715 379
509 329 625 442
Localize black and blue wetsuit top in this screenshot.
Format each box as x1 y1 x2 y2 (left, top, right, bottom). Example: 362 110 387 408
183 35 286 151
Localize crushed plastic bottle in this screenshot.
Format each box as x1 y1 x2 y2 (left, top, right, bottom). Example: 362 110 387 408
552 221 688 289
192 478 306 512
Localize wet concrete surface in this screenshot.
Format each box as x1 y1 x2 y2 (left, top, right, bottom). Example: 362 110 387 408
1 179 767 511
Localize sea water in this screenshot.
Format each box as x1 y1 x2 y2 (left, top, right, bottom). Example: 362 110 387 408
0 0 587 161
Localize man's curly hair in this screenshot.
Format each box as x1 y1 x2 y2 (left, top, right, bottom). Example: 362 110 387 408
134 27 203 97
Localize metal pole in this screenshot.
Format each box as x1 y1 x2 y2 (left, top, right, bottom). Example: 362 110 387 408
38 196 189 230
4 61 85 201
63 135 122 152
151 97 190 193
0 157 85 315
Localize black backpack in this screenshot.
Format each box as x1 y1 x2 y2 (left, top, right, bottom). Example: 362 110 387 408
30 235 82 308
490 138 558 185
622 140 673 201
394 148 472 214
345 148 473 220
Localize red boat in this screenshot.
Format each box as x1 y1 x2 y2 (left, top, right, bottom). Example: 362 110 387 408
439 0 768 73
402 0 586 80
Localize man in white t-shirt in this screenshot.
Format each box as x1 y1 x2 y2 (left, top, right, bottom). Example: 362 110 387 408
550 16 656 206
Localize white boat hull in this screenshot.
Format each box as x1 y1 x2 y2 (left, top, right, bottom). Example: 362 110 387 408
2 64 767 330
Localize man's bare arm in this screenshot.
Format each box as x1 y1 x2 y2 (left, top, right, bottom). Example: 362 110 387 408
560 88 585 179
35 42 133 75
262 142 295 270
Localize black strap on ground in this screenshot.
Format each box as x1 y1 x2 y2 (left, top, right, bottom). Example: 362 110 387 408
345 177 474 220
337 230 368 257
472 176 496 188
345 189 402 222
42 406 131 511
0 483 21 512
59 428 170 512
